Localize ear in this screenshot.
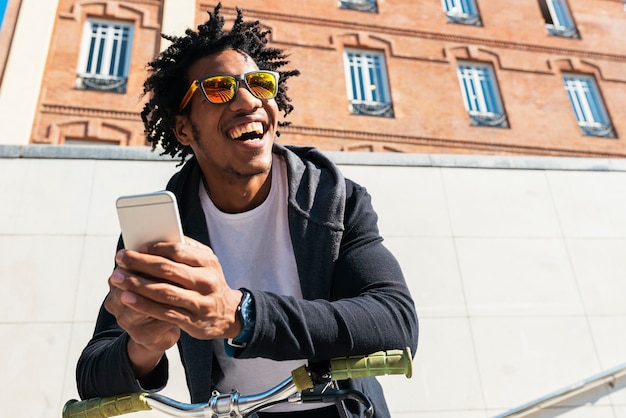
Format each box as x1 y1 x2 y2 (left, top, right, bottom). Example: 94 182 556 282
173 115 193 146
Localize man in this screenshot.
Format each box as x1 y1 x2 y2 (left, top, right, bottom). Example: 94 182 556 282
76 4 418 417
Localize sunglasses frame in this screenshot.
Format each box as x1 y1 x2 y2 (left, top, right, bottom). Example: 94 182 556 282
178 70 280 111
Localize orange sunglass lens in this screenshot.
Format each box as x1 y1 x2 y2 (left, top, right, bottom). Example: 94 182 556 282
202 76 236 103
246 73 277 99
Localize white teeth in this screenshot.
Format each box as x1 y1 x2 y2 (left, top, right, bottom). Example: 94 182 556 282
228 122 264 140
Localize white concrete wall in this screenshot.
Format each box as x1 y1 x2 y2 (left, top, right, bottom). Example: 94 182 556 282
1 146 626 417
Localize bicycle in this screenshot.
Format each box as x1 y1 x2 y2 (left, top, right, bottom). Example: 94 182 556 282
63 347 412 418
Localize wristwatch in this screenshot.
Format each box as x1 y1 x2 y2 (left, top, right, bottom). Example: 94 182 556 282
225 288 255 356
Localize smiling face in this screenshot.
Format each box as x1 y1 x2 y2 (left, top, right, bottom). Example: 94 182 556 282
174 49 279 211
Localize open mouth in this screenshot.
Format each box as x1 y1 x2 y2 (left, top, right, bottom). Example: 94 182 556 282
228 121 265 141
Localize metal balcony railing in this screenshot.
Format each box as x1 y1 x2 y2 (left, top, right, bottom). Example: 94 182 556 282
494 362 626 417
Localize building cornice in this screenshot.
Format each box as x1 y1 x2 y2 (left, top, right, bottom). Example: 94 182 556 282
41 104 140 121
215 5 626 63
38 105 626 159
283 125 626 159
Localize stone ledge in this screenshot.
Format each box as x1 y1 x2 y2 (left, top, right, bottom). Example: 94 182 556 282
1 144 625 172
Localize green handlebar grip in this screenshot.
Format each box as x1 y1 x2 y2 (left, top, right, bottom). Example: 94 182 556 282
330 347 413 381
62 393 150 418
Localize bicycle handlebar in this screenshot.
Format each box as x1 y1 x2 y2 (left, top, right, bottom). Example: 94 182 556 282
291 347 412 391
63 347 412 418
63 393 150 417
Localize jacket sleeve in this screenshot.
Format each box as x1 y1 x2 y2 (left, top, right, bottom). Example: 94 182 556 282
75 165 195 400
75 248 170 399
242 181 419 362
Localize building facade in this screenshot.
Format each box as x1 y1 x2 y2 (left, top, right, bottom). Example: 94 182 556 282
1 0 625 157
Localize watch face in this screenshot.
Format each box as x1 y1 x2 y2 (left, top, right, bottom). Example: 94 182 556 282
229 289 255 348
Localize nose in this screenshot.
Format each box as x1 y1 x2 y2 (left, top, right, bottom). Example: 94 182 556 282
229 79 263 111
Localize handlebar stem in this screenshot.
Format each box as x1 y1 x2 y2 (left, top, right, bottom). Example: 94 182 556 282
209 391 240 416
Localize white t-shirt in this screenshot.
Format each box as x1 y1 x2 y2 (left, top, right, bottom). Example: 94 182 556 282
199 155 313 411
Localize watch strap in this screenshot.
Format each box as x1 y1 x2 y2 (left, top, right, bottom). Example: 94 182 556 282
225 288 255 357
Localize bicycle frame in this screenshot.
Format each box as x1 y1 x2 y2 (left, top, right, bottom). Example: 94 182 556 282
63 347 413 418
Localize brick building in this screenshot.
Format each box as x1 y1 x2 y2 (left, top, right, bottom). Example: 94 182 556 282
1 0 625 157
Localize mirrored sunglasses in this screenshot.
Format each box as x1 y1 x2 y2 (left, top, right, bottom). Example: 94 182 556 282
179 70 280 111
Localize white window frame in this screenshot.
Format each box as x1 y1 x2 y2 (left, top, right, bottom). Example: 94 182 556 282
76 18 134 92
338 0 378 13
456 62 508 128
343 49 393 117
539 0 579 38
563 73 614 137
442 0 482 25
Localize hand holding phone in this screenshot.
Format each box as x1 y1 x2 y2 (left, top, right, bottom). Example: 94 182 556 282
116 190 184 251
112 191 243 345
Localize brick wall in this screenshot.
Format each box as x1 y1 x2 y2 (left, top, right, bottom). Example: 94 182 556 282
31 0 626 157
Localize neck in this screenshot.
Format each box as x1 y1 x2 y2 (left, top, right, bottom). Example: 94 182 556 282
203 170 271 214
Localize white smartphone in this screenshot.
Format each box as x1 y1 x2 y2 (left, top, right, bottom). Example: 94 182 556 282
115 190 184 251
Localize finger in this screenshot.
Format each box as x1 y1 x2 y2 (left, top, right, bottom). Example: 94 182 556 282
104 288 151 327
121 289 233 340
112 268 204 314
118 246 225 293
118 287 193 326
148 240 213 267
115 249 187 284
115 249 153 270
106 275 139 314
127 324 180 353
114 294 150 329
184 236 204 248
122 312 180 354
116 246 194 275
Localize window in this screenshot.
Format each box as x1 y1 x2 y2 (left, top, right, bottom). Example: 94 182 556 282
456 62 508 128
563 74 615 138
442 0 482 25
343 49 393 117
76 18 134 93
339 0 378 13
538 0 579 38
